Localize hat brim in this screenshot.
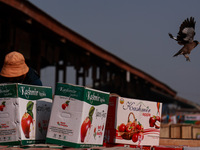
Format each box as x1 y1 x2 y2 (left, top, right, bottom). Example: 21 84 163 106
0 63 29 77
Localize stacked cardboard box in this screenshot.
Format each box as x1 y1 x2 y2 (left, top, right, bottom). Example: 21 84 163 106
46 83 110 148
0 83 52 145
104 96 162 147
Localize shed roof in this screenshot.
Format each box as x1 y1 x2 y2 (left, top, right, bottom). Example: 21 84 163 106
0 0 176 97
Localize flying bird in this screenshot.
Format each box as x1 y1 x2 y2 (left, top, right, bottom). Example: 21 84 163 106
168 17 199 61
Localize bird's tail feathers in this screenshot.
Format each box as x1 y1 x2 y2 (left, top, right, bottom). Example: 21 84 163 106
173 50 182 57
168 33 177 40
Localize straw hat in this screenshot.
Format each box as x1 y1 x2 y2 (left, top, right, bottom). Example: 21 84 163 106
0 51 29 77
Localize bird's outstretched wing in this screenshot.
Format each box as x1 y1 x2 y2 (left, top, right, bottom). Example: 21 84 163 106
176 17 196 45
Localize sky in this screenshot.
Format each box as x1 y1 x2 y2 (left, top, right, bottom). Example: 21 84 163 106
28 0 200 105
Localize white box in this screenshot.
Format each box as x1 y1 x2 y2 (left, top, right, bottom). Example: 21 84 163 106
0 83 52 145
46 83 110 148
104 96 162 146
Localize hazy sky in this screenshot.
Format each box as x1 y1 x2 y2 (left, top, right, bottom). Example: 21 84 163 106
29 0 200 105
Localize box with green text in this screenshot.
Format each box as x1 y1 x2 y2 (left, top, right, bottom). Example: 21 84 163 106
0 83 52 145
46 83 110 148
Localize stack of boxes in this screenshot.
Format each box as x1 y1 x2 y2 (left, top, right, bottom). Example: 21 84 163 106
3 82 191 149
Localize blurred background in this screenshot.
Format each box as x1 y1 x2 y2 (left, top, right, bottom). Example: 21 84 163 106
28 0 200 105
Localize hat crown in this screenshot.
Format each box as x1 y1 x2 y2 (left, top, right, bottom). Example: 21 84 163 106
4 51 25 65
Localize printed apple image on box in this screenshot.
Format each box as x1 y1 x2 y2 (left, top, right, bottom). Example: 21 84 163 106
0 83 52 146
104 96 162 146
46 83 110 148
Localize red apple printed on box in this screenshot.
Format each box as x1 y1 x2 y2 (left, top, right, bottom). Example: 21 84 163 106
117 112 145 144
118 112 134 138
80 106 95 143
0 101 6 111
118 123 126 132
21 101 34 138
149 102 161 129
62 101 70 110
136 122 144 132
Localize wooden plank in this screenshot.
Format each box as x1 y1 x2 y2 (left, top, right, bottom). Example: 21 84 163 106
182 125 192 139
192 125 200 139
160 138 200 147
160 124 170 138
170 124 181 139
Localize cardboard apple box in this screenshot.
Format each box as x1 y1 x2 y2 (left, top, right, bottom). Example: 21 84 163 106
104 96 162 146
0 83 52 145
46 83 110 148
